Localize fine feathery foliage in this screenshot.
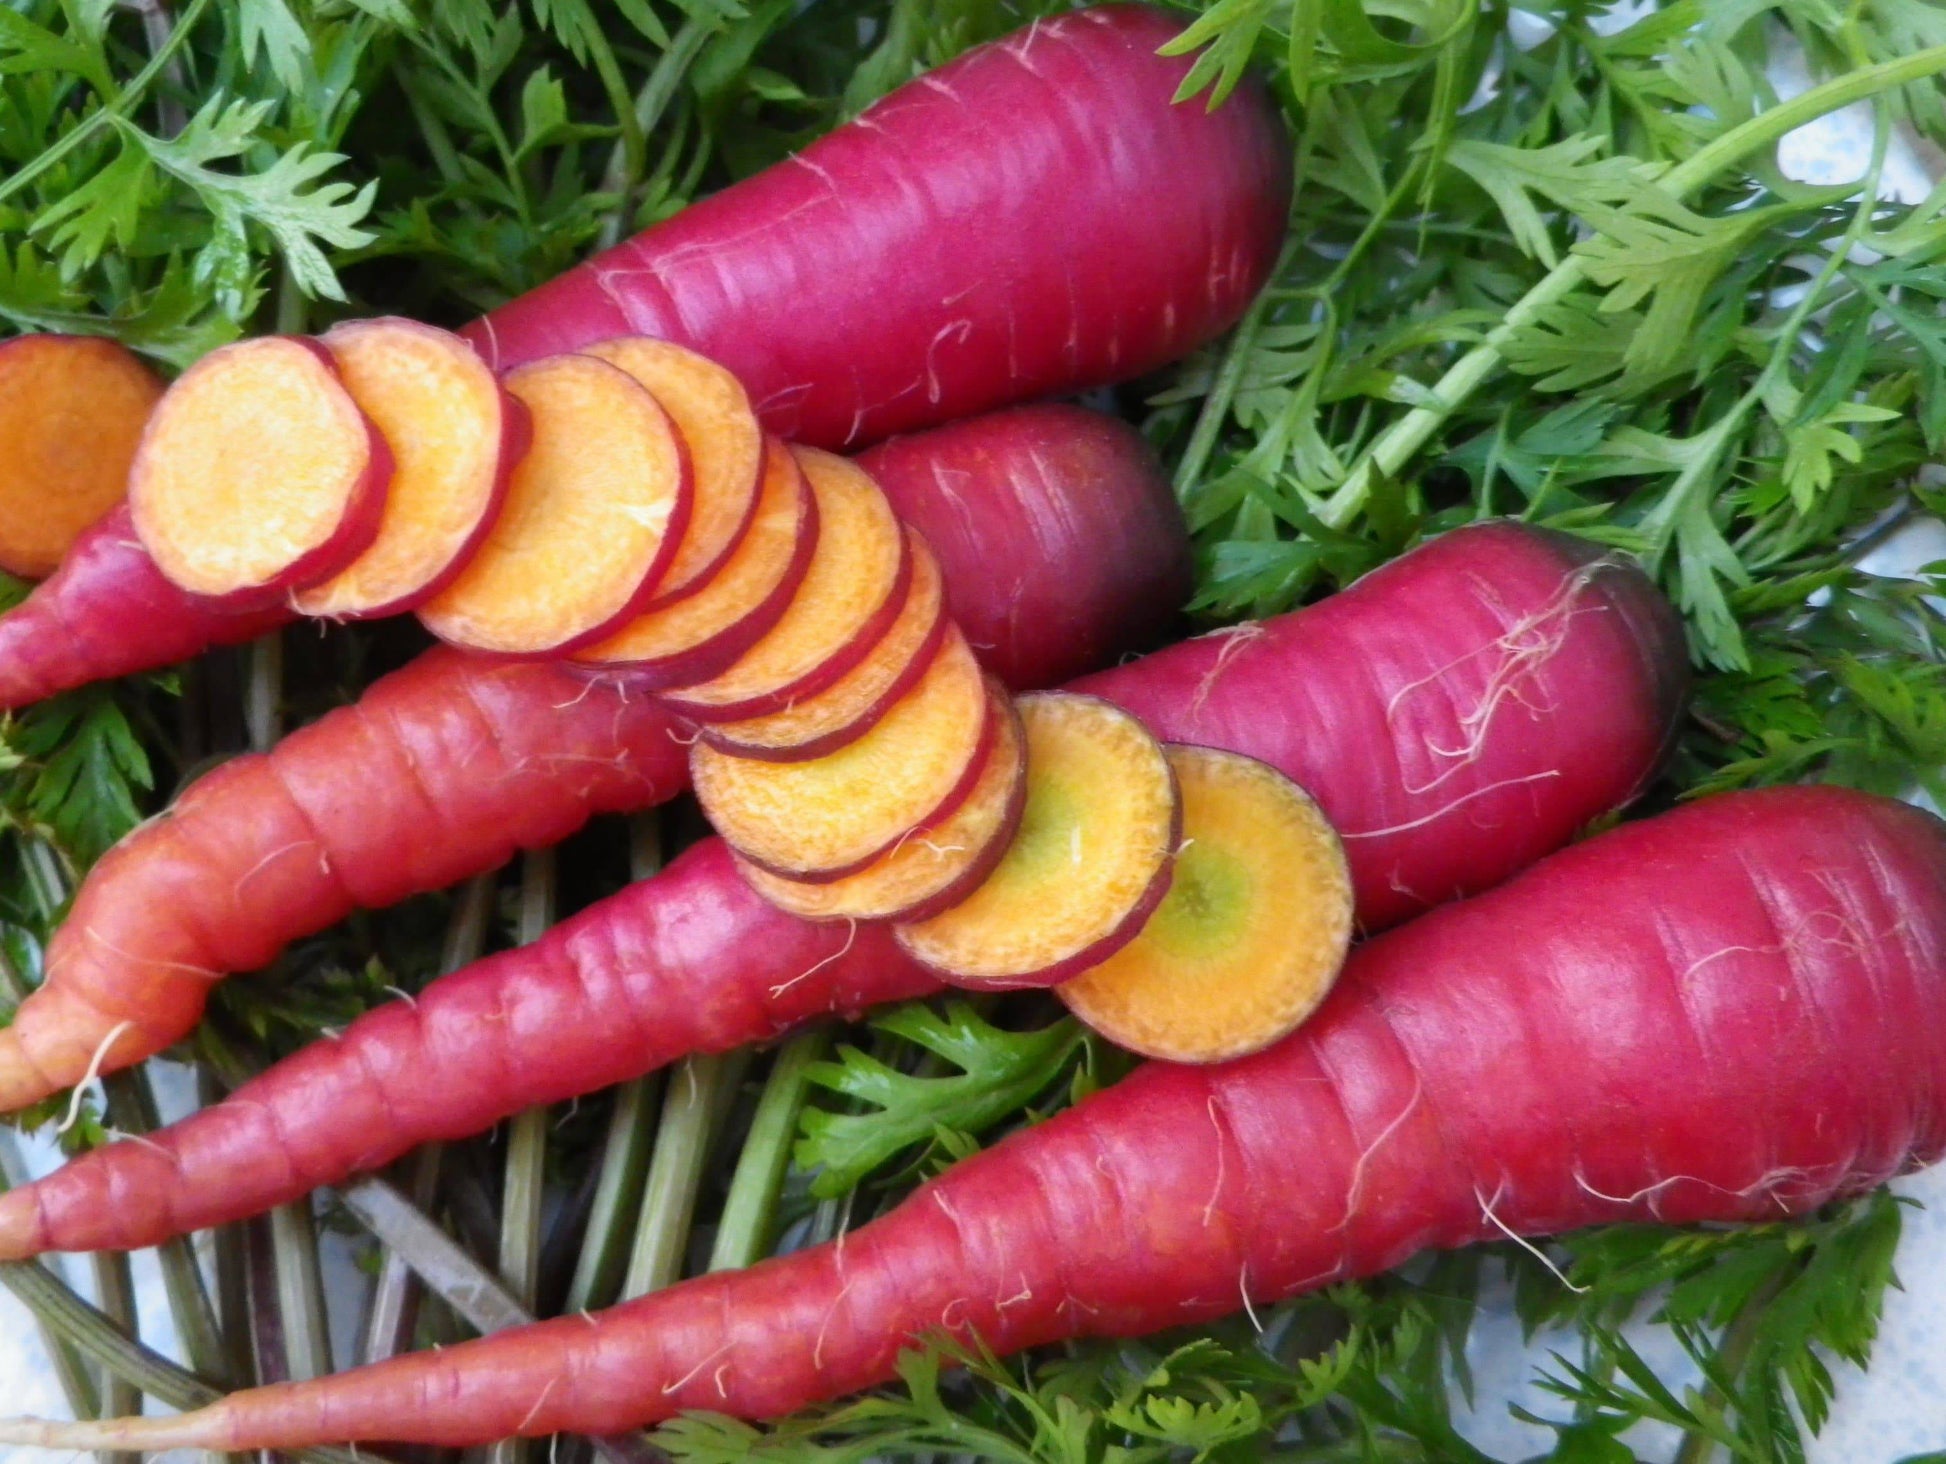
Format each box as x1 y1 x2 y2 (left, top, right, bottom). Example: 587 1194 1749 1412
2 0 1945 1459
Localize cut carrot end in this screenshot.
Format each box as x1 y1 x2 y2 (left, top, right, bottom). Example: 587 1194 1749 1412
418 353 692 656
735 684 1025 922
583 338 762 603
0 335 163 580
293 319 524 619
693 625 993 880
661 447 908 720
130 336 390 603
1060 746 1353 1063
702 529 946 761
572 436 816 685
895 692 1179 989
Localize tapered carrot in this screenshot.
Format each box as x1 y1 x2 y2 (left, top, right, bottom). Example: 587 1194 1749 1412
0 520 1685 1252
0 406 1190 1112
7 786 1938 1452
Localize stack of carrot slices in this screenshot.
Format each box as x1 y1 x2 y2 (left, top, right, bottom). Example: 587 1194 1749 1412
19 327 1357 1065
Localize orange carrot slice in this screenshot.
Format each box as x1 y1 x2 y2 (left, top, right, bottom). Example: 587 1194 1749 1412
294 319 527 619
0 335 163 580
661 447 908 721
1059 746 1352 1062
419 354 691 656
130 337 390 605
734 685 1025 922
895 692 1178 988
573 436 816 686
692 625 992 880
582 338 762 604
701 529 947 761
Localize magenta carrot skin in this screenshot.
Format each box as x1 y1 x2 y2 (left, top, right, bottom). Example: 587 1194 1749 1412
7 785 1940 1452
466 5 1290 449
0 520 1687 1253
1076 522 1687 929
0 505 291 708
0 406 1193 1112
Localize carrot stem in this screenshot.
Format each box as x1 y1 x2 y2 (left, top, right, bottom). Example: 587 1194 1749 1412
0 1131 100 1426
86 1252 140 1464
708 1028 830 1273
621 1050 746 1298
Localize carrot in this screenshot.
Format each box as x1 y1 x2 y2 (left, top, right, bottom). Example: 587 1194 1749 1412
466 4 1290 448
0 520 1685 1251
0 405 1191 1111
10 783 1934 1451
0 335 162 580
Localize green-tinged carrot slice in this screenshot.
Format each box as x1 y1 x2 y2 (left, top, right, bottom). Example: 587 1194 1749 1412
701 529 947 761
583 337 763 603
418 353 691 656
894 692 1178 988
1060 745 1352 1062
0 335 163 580
692 625 991 880
734 684 1024 922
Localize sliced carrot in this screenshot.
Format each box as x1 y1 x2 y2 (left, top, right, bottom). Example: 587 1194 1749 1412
701 529 946 761
895 692 1178 989
418 354 691 656
734 685 1025 922
582 338 762 604
572 436 816 686
692 625 992 880
0 335 163 580
294 319 527 619
1059 746 1352 1062
130 337 390 604
661 448 908 721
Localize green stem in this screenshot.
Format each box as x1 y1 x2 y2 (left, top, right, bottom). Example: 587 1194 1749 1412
707 1028 830 1273
0 0 214 211
1316 42 1946 527
1172 247 1284 497
596 14 719 249
85 1252 140 1464
621 1050 746 1297
0 1133 100 1425
1669 1273 1789 1464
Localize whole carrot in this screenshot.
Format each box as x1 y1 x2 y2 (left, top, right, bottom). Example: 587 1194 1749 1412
0 406 1188 1112
5 785 1939 1451
0 520 1685 1253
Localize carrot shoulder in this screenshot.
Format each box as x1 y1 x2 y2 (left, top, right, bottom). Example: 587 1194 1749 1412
0 520 1687 1254
6 786 1941 1453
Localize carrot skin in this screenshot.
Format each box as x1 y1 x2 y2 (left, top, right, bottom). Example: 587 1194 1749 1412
0 521 1686 1252
1076 521 1688 927
14 786 1940 1452
0 506 289 707
466 5 1291 450
0 407 1191 1110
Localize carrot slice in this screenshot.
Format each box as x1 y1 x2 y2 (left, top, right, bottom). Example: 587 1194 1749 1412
661 448 908 721
130 337 390 604
701 530 946 761
1059 746 1352 1062
0 336 163 580
418 354 691 656
293 319 527 619
734 685 1025 922
572 436 816 686
692 626 992 880
895 692 1179 988
582 338 762 604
